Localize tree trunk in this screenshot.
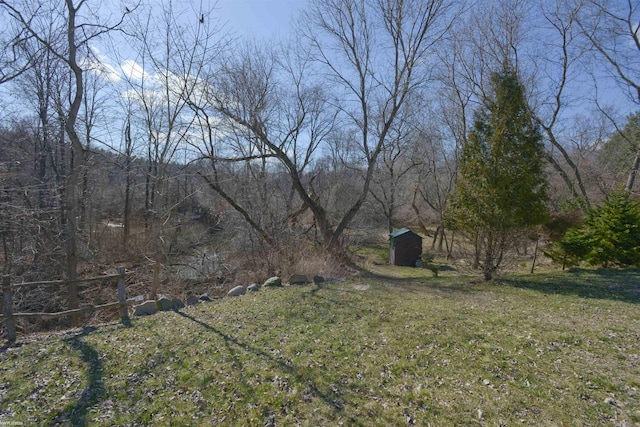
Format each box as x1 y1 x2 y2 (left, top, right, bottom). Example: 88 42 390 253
530 238 539 274
411 187 431 236
625 148 640 192
483 232 495 281
542 134 591 210
79 153 89 232
63 0 87 325
123 162 132 245
65 162 80 322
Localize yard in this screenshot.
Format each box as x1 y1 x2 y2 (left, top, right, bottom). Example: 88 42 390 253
1 267 639 425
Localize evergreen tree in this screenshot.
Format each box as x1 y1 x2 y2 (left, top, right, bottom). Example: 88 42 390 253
446 67 549 280
559 192 640 268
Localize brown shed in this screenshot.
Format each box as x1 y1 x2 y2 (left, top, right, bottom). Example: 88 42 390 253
389 228 423 266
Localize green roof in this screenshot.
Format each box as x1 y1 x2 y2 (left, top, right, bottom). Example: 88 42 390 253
389 228 412 238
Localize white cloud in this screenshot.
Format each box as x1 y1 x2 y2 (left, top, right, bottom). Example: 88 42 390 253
82 46 122 82
96 61 122 82
121 60 149 81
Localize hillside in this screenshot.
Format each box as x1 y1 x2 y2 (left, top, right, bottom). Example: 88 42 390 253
1 269 639 426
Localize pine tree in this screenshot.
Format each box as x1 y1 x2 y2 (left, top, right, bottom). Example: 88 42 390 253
446 67 549 280
560 192 640 268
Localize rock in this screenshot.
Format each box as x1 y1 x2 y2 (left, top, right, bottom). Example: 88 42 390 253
289 274 309 285
313 275 325 284
157 296 175 311
227 285 246 296
157 295 184 311
134 300 158 316
263 276 282 287
247 283 260 292
186 295 200 306
172 297 185 310
199 294 212 302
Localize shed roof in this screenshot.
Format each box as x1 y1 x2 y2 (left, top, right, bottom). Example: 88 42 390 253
389 228 418 238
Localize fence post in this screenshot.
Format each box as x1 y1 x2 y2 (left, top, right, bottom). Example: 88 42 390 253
117 267 129 323
2 275 16 343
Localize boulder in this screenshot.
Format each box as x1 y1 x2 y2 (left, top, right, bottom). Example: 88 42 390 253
172 297 185 310
186 295 200 306
157 296 174 311
134 300 158 316
227 285 246 296
263 276 282 287
157 296 184 311
289 274 309 285
199 294 212 302
247 283 260 292
156 295 184 311
313 275 325 284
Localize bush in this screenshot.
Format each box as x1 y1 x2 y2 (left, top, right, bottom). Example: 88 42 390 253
544 229 591 269
552 192 640 268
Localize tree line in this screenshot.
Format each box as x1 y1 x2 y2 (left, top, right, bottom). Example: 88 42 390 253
0 0 638 291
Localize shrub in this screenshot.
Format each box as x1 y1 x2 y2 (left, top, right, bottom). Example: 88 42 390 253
552 192 640 268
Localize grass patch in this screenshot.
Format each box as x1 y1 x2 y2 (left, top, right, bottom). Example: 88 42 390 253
350 244 389 265
1 269 640 425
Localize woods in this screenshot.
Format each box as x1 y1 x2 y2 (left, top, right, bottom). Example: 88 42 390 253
0 0 639 294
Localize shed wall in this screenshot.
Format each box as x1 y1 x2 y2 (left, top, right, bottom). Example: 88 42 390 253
390 233 423 266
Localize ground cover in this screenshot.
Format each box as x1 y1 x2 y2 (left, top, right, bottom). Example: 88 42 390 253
1 268 639 425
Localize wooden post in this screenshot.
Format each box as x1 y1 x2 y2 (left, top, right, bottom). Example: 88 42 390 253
3 275 16 343
117 267 129 323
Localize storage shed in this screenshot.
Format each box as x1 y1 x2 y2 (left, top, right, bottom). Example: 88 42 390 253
389 228 423 266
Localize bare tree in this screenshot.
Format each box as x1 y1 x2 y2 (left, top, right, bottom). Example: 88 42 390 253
12 35 62 214
577 0 640 192
0 121 55 276
118 0 223 295
306 0 458 251
0 0 132 318
190 42 334 251
0 30 70 278
369 104 423 233
0 5 35 83
78 64 111 236
197 0 457 256
531 0 594 208
411 121 458 254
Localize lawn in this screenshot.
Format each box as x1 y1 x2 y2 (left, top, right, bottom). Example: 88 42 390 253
1 268 639 425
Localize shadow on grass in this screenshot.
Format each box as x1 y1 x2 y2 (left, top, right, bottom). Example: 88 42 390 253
499 268 640 304
175 311 345 412
352 264 640 305
300 282 380 321
53 326 105 427
355 267 484 295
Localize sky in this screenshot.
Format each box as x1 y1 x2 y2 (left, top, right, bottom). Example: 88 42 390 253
214 0 308 40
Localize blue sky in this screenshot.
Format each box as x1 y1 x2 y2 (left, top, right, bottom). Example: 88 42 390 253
215 0 308 40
